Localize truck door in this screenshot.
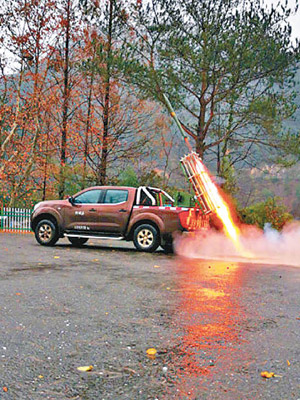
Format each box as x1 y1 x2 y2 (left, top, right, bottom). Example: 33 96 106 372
99 189 131 233
64 188 105 233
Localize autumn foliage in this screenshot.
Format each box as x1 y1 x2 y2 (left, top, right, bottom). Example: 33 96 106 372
0 0 167 207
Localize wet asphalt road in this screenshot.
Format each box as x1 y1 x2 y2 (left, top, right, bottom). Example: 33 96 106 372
0 233 299 400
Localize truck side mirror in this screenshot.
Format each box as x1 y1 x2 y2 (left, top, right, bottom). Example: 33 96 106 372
68 196 75 205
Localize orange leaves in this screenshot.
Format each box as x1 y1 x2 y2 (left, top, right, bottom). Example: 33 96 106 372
11 33 30 45
146 348 157 359
261 371 275 378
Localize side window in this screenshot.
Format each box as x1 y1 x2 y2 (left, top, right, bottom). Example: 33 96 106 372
104 189 128 204
74 189 102 204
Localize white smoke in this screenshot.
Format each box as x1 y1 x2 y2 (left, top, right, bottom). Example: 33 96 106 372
175 222 300 267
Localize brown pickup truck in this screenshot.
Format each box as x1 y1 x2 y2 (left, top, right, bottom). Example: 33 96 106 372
31 186 208 252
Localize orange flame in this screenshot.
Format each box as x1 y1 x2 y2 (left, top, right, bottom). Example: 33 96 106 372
181 152 250 256
194 159 241 244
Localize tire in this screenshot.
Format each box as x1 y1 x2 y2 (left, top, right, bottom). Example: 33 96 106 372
68 237 89 246
35 219 59 246
133 224 160 252
161 241 174 254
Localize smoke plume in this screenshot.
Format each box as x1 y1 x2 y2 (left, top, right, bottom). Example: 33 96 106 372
175 222 300 267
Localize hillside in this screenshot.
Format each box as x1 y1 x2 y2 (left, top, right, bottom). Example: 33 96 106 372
234 69 300 215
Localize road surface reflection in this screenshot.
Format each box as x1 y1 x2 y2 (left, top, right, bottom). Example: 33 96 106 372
165 259 249 399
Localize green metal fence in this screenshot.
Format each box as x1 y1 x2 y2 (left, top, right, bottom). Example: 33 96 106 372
0 207 33 233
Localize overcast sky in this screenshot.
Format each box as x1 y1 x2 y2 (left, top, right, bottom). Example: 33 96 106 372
1 0 299 74
264 0 300 40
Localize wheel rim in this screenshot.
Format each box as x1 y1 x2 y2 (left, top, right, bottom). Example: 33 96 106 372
38 223 53 243
137 228 154 248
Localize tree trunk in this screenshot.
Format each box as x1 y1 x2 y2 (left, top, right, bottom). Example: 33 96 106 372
99 87 110 185
196 70 208 158
42 127 50 201
196 105 206 158
0 67 24 163
59 0 71 199
82 74 94 189
98 0 113 185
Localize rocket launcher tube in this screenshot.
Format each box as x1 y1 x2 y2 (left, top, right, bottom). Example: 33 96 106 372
180 152 218 215
181 156 212 214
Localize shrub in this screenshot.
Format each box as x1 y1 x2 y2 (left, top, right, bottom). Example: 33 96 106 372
240 197 293 230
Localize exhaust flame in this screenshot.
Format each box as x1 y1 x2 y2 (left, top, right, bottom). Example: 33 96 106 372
181 152 247 256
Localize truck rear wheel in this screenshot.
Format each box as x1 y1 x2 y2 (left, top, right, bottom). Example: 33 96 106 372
133 224 160 252
68 237 89 246
161 241 174 254
35 219 59 246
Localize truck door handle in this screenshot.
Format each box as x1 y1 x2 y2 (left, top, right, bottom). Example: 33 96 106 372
119 209 127 212
89 208 97 212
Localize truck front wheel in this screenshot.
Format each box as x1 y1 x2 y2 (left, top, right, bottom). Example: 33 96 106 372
35 219 59 246
133 224 160 252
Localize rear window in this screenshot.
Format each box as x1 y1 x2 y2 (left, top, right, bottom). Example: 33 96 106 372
139 191 154 206
104 189 128 204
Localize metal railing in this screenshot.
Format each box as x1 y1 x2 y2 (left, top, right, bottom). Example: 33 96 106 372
0 207 32 233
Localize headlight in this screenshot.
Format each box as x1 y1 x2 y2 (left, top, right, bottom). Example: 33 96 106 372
33 202 42 212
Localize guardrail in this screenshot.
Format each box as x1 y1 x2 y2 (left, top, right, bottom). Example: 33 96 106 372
0 207 32 233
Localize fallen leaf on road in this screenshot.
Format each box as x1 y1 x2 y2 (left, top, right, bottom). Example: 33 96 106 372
77 365 93 372
92 259 99 262
15 293 21 296
38 375 44 379
146 348 157 356
261 371 275 378
54 256 60 259
3 387 8 392
287 360 291 366
153 265 160 268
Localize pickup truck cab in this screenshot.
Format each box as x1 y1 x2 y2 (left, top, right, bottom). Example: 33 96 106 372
31 186 208 252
